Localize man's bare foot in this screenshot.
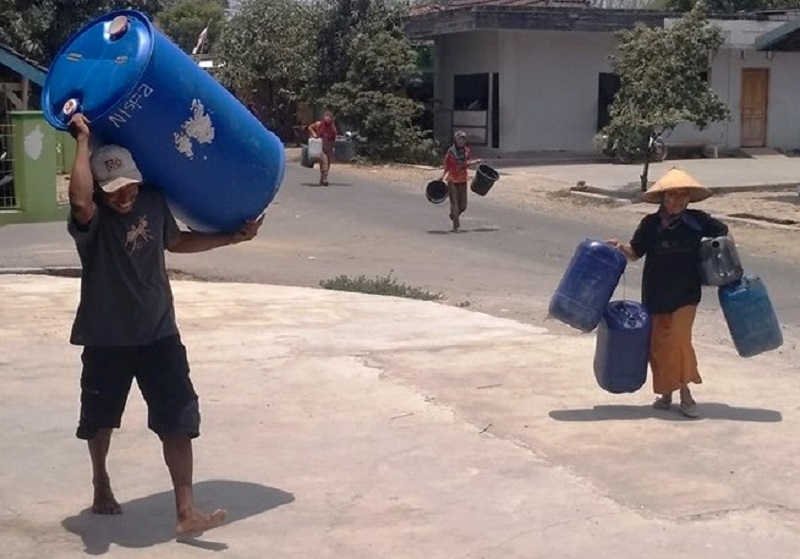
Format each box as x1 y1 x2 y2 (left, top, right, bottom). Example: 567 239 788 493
92 480 122 515
176 508 227 536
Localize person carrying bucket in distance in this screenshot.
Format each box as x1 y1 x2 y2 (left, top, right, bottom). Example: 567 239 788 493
66 113 263 535
308 109 338 186
440 130 481 232
606 168 730 418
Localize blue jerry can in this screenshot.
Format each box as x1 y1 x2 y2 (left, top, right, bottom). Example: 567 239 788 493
718 275 783 358
41 10 285 233
548 239 627 332
593 300 651 394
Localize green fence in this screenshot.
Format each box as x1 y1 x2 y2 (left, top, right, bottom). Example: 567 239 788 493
0 111 69 226
56 129 76 175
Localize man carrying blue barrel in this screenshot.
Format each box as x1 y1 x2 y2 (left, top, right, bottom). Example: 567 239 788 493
66 113 262 535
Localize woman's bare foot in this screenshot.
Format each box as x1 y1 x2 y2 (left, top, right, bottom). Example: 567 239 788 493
92 479 122 515
176 508 227 536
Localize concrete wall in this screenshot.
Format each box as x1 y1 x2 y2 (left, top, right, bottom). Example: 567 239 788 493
435 30 616 153
433 31 499 146
433 21 800 154
669 49 800 150
666 19 800 150
499 30 615 153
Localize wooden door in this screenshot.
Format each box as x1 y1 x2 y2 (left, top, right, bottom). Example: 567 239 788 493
741 69 769 148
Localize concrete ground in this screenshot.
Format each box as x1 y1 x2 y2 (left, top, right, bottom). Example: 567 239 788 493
2 274 799 558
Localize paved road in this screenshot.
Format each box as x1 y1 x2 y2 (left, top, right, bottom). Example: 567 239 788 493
1 162 798 335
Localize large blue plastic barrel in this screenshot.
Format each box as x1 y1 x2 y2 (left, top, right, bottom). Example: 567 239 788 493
593 300 651 394
549 239 627 332
718 275 783 358
41 10 285 233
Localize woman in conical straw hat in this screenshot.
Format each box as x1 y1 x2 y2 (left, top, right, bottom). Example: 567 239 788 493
607 168 730 418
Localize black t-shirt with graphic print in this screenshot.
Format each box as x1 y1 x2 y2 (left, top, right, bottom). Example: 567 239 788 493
68 186 181 347
629 209 729 315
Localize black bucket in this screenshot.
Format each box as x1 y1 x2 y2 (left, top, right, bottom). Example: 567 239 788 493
425 180 448 204
470 164 500 196
300 145 314 168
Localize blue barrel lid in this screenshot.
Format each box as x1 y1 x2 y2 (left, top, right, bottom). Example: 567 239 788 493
42 10 154 131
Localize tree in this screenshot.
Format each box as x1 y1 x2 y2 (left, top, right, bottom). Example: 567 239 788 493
313 0 415 95
320 6 437 163
213 0 322 137
590 0 661 7
604 1 729 191
156 0 226 54
665 0 800 12
313 0 373 95
0 0 165 65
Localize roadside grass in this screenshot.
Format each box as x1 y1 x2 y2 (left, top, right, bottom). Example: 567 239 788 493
320 271 443 301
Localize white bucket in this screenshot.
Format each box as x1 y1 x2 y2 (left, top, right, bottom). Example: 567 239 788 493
307 138 323 161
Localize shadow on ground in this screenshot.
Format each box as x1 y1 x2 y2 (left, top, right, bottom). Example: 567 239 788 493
61 479 294 555
301 182 353 188
549 403 782 423
426 227 500 235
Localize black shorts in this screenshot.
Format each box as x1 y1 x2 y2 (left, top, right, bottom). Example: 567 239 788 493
76 335 200 440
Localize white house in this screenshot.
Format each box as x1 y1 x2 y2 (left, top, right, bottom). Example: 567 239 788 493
405 1 800 156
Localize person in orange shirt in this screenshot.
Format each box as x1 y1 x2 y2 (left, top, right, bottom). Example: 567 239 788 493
440 130 481 232
308 110 338 186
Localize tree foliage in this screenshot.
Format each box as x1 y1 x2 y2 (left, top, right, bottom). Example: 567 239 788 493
604 1 729 190
313 0 373 95
665 0 800 11
319 1 437 163
313 0 413 95
213 0 322 135
0 0 164 65
156 0 226 54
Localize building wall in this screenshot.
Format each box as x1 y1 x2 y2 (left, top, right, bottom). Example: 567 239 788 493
668 47 800 150
433 31 499 146
436 30 615 153
433 22 800 153
500 30 616 152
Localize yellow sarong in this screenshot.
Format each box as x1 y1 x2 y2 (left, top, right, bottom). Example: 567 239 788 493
649 305 702 395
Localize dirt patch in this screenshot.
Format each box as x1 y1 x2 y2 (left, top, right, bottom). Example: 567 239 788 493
696 191 800 226
728 213 799 226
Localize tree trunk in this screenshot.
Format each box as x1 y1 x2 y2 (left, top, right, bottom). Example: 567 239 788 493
640 158 650 192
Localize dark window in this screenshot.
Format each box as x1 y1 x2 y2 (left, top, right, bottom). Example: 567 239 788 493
454 73 489 111
597 72 621 132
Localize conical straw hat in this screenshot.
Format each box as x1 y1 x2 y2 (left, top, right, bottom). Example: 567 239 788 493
641 168 712 204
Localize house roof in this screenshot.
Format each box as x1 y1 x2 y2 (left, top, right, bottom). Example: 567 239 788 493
404 6 668 39
0 43 47 86
404 4 793 40
409 0 590 17
754 18 800 51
